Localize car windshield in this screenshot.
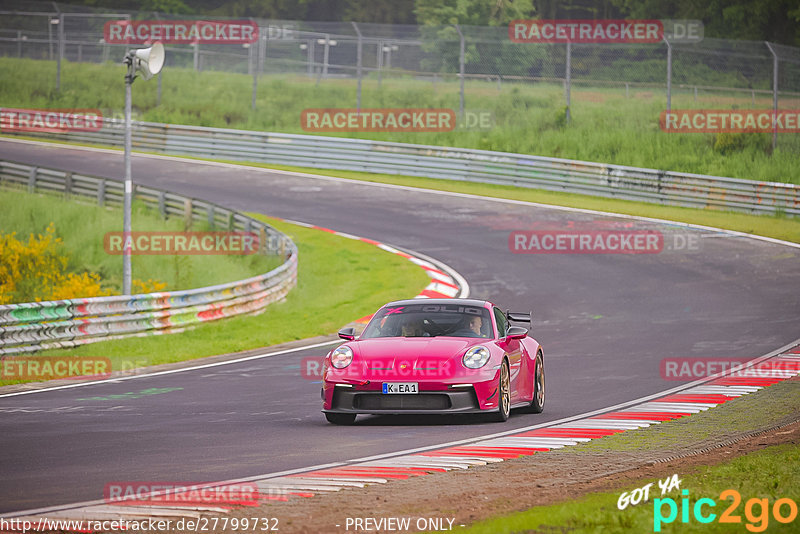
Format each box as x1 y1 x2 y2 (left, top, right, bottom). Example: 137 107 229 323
361 303 493 339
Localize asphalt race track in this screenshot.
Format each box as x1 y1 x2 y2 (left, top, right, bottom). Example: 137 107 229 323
1 139 798 513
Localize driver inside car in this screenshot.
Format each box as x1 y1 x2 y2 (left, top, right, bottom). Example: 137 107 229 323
401 317 427 337
453 315 486 338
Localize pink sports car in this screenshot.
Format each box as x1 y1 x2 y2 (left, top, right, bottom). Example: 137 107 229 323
321 298 545 425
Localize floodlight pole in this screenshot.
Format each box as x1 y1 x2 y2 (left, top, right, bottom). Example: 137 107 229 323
123 52 135 295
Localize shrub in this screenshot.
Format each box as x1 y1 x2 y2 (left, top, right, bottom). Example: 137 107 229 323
0 223 164 304
713 132 771 155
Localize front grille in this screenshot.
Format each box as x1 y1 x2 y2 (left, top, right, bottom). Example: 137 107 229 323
354 393 451 410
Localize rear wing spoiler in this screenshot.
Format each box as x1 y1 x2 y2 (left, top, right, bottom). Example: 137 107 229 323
506 311 532 323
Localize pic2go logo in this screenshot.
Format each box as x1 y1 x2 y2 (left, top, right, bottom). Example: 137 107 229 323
654 489 797 532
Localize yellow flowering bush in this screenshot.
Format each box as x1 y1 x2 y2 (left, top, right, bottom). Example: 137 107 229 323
0 223 165 304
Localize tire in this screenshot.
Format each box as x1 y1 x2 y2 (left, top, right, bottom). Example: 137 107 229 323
529 351 545 414
325 412 356 425
490 360 511 422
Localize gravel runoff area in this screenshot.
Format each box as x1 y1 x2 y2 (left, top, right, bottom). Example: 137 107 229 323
226 376 800 534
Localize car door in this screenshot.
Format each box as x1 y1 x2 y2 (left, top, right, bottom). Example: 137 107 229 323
494 307 523 403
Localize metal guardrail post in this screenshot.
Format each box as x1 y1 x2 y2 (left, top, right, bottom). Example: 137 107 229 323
98 179 106 207
64 171 72 197
158 191 166 218
27 167 36 193
183 198 193 229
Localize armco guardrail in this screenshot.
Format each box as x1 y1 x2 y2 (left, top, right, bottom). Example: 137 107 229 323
4 120 798 216
0 159 298 356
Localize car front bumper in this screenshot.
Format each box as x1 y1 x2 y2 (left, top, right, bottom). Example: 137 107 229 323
323 386 485 414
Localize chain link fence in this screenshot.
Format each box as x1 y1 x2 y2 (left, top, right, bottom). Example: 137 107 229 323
1 1 799 152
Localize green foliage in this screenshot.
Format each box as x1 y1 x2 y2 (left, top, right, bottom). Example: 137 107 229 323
554 105 568 129
0 188 278 295
17 215 430 381
1 57 798 184
713 132 771 155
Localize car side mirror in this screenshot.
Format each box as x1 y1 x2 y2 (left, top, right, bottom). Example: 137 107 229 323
338 327 356 341
506 326 528 340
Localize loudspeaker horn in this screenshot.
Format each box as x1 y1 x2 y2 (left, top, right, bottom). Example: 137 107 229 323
132 42 164 80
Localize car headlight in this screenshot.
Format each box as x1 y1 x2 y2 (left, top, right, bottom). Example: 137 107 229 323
330 345 354 369
463 346 490 369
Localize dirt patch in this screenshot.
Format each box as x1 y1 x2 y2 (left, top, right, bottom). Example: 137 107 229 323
574 91 607 103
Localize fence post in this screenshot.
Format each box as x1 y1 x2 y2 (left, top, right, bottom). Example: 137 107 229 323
322 33 331 78
377 39 388 88
352 22 363 112
17 30 22 58
260 26 267 75
565 41 571 124
306 39 314 78
56 13 64 91
665 37 672 114
765 42 779 151
455 25 465 118
193 42 199 71
251 20 258 111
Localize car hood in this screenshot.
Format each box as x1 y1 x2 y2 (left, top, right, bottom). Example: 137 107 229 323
347 337 485 380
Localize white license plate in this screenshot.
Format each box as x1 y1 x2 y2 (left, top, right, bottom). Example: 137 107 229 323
382 382 418 394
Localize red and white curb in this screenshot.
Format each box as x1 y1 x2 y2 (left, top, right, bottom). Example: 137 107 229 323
6 346 798 525
279 220 468 325
275 347 800 478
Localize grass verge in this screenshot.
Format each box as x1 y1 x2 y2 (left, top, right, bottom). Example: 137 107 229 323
1 56 798 184
1 214 430 386
0 187 278 293
212 160 800 245
460 443 800 533
5 139 796 244
459 378 800 533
